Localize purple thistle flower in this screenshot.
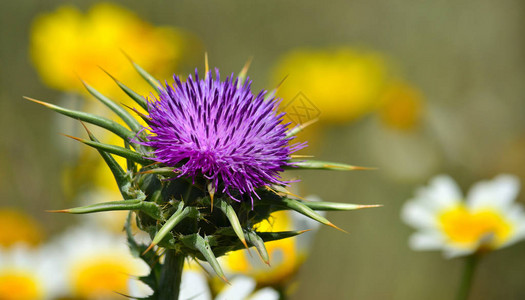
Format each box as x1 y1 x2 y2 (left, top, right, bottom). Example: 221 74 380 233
143 70 305 200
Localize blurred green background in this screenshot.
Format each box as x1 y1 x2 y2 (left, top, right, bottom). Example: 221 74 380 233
1 0 525 299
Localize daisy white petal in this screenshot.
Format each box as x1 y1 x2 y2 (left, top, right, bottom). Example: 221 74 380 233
415 175 463 210
249 287 280 300
180 270 211 300
467 174 520 211
401 200 439 230
216 276 256 300
408 231 446 251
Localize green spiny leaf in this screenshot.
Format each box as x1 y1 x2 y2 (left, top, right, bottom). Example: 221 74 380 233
285 159 374 171
257 229 308 241
209 228 308 257
138 167 177 177
81 123 129 195
279 198 346 232
82 80 142 132
48 199 161 220
182 234 227 282
25 97 135 142
101 68 149 111
215 198 247 248
65 134 152 166
285 117 319 138
147 203 200 252
301 201 382 211
124 54 162 93
124 141 137 174
236 57 252 89
244 230 269 265
264 75 287 101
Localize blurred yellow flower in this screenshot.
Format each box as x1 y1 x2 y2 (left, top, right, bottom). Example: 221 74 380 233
30 2 201 99
378 81 424 131
272 47 390 124
0 209 44 248
402 175 525 257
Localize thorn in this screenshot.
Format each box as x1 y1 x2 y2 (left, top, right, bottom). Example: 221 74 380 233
281 188 305 200
137 170 154 175
137 168 180 175
331 165 377 171
114 291 135 299
204 52 209 74
291 155 315 158
98 66 117 81
120 49 134 63
358 204 383 209
266 186 304 200
297 229 313 234
142 242 156 255
220 275 230 284
254 249 270 267
192 258 214 278
78 120 92 136
45 209 69 213
327 222 348 234
265 186 279 195
275 74 289 90
143 162 162 169
62 134 83 142
207 182 215 212
239 57 253 76
121 103 150 120
241 239 248 249
298 117 319 130
23 96 52 107
245 246 254 258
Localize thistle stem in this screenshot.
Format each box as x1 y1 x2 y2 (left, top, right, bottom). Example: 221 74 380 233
455 254 479 300
159 250 185 300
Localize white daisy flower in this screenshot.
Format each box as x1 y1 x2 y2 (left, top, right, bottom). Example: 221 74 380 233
0 245 61 300
401 174 525 258
47 225 150 299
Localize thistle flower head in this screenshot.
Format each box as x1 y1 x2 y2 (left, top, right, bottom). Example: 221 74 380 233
143 70 304 199
30 57 378 290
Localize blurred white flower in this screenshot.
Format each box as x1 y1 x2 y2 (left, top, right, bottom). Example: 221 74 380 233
47 225 150 299
402 174 525 257
180 269 278 300
0 245 61 300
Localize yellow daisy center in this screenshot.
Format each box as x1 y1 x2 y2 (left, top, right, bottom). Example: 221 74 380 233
71 255 136 298
0 270 43 300
438 204 513 249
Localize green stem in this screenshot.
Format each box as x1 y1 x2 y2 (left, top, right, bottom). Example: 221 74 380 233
455 254 479 300
159 250 185 300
